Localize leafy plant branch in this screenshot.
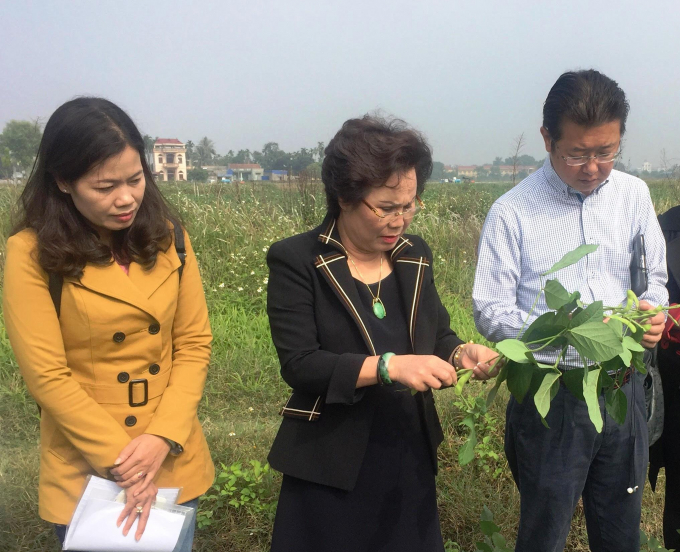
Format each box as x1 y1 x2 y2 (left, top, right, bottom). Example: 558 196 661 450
457 243 677 464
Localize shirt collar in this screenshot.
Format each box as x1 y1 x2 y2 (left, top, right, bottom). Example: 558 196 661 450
541 155 610 200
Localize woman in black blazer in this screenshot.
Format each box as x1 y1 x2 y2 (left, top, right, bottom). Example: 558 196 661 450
266 116 499 552
650 205 680 549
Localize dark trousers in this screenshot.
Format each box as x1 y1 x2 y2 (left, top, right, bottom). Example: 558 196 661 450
505 373 648 552
657 348 680 550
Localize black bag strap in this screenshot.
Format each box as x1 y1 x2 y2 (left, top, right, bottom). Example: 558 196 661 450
49 223 187 318
173 222 186 281
49 272 64 319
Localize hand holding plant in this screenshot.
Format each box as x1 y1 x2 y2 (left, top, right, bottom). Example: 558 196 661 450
457 244 678 465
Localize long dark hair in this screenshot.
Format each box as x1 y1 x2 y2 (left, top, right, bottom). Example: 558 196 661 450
13 97 179 278
322 115 432 218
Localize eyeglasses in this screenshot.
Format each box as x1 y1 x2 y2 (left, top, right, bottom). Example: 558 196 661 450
362 195 424 220
559 149 620 167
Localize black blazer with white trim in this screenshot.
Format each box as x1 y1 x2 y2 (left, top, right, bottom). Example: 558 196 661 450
266 214 463 491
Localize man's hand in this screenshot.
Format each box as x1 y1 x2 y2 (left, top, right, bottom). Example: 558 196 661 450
639 300 665 348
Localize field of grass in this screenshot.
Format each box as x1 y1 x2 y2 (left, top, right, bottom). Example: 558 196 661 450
1 178 680 551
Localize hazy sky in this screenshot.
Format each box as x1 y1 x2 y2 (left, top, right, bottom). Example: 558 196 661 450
2 0 679 168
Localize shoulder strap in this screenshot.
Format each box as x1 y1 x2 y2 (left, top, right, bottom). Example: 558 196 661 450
173 222 186 281
49 272 64 319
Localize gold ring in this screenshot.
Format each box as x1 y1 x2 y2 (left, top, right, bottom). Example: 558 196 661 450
136 505 143 514
137 471 144 478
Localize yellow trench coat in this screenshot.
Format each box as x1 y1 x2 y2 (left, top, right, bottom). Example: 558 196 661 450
3 228 215 524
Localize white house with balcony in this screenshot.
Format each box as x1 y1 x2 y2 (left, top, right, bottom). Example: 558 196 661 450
153 139 187 181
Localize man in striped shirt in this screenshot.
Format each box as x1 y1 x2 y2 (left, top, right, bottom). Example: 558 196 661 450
473 70 667 552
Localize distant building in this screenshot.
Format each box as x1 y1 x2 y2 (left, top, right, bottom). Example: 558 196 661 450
153 139 187 181
498 165 537 176
228 163 264 181
263 169 288 182
456 165 478 177
643 161 652 172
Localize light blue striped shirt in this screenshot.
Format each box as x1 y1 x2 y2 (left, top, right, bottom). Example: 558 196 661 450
472 157 668 368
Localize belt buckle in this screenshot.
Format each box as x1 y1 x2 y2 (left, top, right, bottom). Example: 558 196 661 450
128 379 148 407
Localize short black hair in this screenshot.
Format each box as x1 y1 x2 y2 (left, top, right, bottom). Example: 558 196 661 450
543 69 629 144
322 115 432 218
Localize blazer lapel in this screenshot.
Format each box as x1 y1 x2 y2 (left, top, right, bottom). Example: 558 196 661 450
74 248 180 320
75 262 159 319
392 237 429 352
127 247 182 299
315 218 377 356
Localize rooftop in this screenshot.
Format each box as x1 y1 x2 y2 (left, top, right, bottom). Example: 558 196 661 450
228 163 262 170
155 138 184 145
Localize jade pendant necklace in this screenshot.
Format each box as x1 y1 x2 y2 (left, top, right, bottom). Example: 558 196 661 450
348 253 386 319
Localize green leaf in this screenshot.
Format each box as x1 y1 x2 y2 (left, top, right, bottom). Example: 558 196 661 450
639 529 648 545
544 279 572 310
534 371 561 418
522 312 568 345
479 520 501 537
583 367 603 432
566 321 624 362
619 347 632 367
541 244 599 276
632 350 647 375
496 339 532 363
599 369 615 392
562 368 585 400
570 301 604 327
485 363 508 408
562 291 582 313
458 432 477 466
605 317 624 338
480 505 494 522
506 361 534 403
476 542 493 552
623 335 645 352
491 533 508 549
605 388 628 425
523 311 558 340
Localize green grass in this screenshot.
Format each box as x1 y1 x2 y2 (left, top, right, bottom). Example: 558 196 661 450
1 179 679 551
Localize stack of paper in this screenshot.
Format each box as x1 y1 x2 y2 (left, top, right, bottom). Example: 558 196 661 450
62 476 194 552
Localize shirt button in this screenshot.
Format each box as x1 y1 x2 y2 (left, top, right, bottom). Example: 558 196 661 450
125 416 137 427
148 323 160 335
117 372 130 383
149 364 160 375
113 332 126 343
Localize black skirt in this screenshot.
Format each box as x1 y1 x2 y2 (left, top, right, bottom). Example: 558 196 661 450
270 274 444 552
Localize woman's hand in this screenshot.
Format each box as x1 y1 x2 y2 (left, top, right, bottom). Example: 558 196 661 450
117 479 158 541
388 354 457 391
459 344 503 381
111 434 171 492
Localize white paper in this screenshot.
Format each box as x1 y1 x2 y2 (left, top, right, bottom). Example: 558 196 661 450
63 476 191 552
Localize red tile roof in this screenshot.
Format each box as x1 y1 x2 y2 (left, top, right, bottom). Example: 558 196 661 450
155 138 183 145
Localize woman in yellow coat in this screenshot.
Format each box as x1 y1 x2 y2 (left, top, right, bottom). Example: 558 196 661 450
3 97 214 549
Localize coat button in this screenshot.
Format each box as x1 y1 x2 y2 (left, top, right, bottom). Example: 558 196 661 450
148 323 160 335
117 372 130 383
149 364 160 375
125 416 137 427
113 332 126 343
